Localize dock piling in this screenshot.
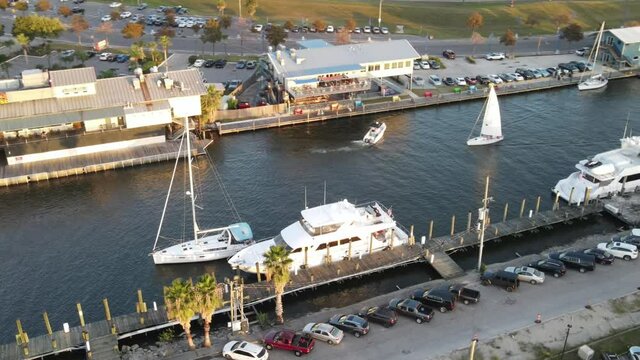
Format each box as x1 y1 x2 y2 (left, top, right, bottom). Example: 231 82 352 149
584 187 592 206
409 225 415 245
535 196 541 214
553 192 560 211
519 199 526 218
77 303 85 328
568 187 575 206
421 236 426 245
467 212 472 232
428 220 434 240
503 203 509 222
256 263 261 282
450 215 456 237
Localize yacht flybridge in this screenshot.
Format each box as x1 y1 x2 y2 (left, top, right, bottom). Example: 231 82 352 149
228 200 409 273
553 136 640 204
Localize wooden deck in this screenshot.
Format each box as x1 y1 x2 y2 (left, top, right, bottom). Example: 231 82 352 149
0 138 211 187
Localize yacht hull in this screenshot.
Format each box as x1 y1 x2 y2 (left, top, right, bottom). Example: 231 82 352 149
578 77 608 91
153 235 250 264
467 135 503 146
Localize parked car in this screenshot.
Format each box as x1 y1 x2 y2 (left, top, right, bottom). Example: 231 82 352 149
214 59 227 68
581 248 615 264
302 323 343 345
222 341 268 360
246 60 257 69
137 2 148 10
372 26 380 34
358 306 397 328
326 25 335 33
558 62 579 73
526 259 566 278
612 229 640 246
530 69 543 78
71 6 85 13
498 73 514 82
328 314 369 338
120 11 132 19
464 76 478 85
263 329 314 357
72 0 84 3
429 75 442 86
454 77 467 86
569 61 587 72
363 26 371 33
504 266 545 285
575 46 590 56
413 61 421 70
388 298 434 323
475 74 491 85
352 27 361 34
99 52 113 61
109 1 122 8
413 76 425 86
101 14 112 22
485 52 505 60
428 60 440 69
236 60 247 69
411 287 456 312
381 27 389 34
116 54 129 63
237 101 251 109
442 50 456 59
192 59 205 68
515 68 535 80
204 59 215 68
597 242 638 260
549 251 596 272
480 270 519 291
419 60 430 70
252 24 263 32
537 68 551 77
60 50 76 58
510 72 524 81
443 77 455 86
445 284 480 305
487 74 503 84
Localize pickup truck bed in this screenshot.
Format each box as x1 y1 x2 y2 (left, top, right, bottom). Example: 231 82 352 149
449 284 481 305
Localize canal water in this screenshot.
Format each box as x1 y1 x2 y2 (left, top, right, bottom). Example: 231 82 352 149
1 79 639 342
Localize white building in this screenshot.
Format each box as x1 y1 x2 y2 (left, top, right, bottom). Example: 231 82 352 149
267 39 420 101
0 67 206 165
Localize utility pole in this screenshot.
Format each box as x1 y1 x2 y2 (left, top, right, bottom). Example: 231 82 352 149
469 335 479 360
559 324 572 360
377 0 383 28
477 176 492 271
238 0 242 19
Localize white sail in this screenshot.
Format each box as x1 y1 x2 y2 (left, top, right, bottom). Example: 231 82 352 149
481 86 501 137
578 21 608 91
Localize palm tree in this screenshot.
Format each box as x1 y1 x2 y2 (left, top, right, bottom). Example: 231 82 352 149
147 41 159 64
193 273 223 348
164 278 196 350
263 245 293 324
15 34 29 64
159 35 171 72
129 43 145 64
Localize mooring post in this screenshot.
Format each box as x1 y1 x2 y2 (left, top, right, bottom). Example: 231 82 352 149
553 192 560 211
16 319 29 355
43 312 56 348
137 289 146 325
421 236 426 245
568 187 575 206
535 196 541 214
467 212 472 232
409 225 415 245
428 220 434 240
449 215 455 237
77 303 86 328
369 234 374 254
584 187 592 207
519 199 526 218
503 203 509 222
348 240 352 259
256 262 261 282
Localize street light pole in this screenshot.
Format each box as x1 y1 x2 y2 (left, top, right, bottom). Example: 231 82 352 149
477 175 491 271
559 324 572 360
377 0 383 28
469 335 479 360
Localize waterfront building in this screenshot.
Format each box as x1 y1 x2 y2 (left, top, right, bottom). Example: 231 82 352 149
266 39 420 102
601 26 640 68
0 67 206 165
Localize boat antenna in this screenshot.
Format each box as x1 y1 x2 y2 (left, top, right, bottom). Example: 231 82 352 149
323 181 327 205
623 112 630 138
304 186 308 209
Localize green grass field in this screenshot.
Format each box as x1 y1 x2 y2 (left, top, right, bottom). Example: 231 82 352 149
105 0 640 38
562 326 640 360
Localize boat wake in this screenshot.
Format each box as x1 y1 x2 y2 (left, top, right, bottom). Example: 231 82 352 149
310 143 366 153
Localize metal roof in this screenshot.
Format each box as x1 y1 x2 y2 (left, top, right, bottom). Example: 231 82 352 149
607 26 640 44
145 69 208 100
49 68 97 87
269 40 420 79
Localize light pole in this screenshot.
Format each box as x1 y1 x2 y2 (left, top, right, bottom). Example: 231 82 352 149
477 176 491 271
377 0 383 28
559 324 572 360
469 335 479 360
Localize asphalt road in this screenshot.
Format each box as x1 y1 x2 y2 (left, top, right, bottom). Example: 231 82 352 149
0 1 593 57
268 232 640 360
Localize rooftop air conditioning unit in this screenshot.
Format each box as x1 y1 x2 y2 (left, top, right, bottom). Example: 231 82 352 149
163 78 174 89
132 78 141 90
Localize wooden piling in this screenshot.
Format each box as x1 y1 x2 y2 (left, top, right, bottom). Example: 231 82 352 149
256 263 261 282
503 203 509 222
535 196 541 214
467 212 472 232
428 220 434 240
369 234 374 254
409 225 415 245
450 215 456 237
584 187 592 206
137 289 147 312
519 199 526 218
553 192 560 211
43 312 52 336
348 241 352 259
568 187 575 205
77 303 85 328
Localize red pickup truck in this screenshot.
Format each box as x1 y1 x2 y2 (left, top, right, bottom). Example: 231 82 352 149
264 329 315 357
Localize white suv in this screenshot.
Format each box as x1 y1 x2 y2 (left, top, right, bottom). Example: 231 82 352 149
597 242 638 261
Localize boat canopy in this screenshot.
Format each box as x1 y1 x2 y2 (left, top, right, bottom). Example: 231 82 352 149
281 221 314 250
301 199 357 229
229 222 254 242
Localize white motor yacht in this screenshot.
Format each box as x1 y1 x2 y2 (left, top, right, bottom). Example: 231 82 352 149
228 199 409 273
363 122 386 145
553 136 640 204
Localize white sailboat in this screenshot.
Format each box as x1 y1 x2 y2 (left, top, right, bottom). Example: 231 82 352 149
363 122 386 145
578 21 608 91
151 117 254 265
467 85 503 146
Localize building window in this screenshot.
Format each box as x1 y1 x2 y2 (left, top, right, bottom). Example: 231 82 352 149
368 65 374 71
374 64 380 71
392 62 398 69
398 62 404 68
384 63 390 70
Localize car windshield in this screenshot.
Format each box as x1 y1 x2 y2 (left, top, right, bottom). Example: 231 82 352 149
330 327 341 337
532 269 542 276
230 342 241 351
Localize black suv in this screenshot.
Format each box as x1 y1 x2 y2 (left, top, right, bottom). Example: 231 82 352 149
475 75 491 85
442 50 456 59
410 288 456 313
581 248 614 265
515 68 535 80
388 298 434 324
328 314 369 338
213 59 227 68
71 6 85 13
527 259 567 278
358 306 397 328
480 270 519 292
549 251 596 273
204 59 215 68
612 231 640 247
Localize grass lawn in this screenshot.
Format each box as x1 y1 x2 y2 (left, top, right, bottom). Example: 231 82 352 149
561 326 640 360
99 0 640 38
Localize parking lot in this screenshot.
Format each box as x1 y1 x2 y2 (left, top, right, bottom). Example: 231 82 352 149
167 53 254 85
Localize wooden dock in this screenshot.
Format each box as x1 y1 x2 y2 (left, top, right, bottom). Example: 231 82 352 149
0 137 211 187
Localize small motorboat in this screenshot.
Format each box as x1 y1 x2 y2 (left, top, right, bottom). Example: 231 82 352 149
363 122 386 145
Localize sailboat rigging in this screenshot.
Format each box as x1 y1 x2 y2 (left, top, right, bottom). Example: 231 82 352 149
467 84 503 146
578 21 608 91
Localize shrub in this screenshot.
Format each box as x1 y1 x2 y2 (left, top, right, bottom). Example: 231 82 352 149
187 55 198 65
227 98 238 109
466 56 476 64
256 311 270 328
158 328 175 343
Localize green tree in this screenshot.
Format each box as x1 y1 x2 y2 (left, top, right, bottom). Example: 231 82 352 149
164 279 196 350
70 15 89 44
34 0 51 12
199 86 222 123
466 12 483 33
560 23 584 42
216 0 226 15
0 0 8 11
13 1 27 12
283 20 294 31
75 50 89 65
220 15 232 29
159 35 172 71
524 14 540 28
345 18 356 32
12 14 64 40
312 19 325 32
58 5 72 17
110 10 120 20
0 60 11 78
129 43 145 63
200 19 223 55
245 0 257 19
266 25 287 49
16 33 30 64
263 245 293 324
193 274 223 348
121 22 145 39
147 41 160 64
500 28 517 56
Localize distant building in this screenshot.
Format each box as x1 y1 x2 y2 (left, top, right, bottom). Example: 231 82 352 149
0 67 206 165
267 40 420 101
601 26 640 68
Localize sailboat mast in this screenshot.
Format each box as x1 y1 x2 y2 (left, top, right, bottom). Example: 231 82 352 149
184 117 199 242
593 21 604 68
